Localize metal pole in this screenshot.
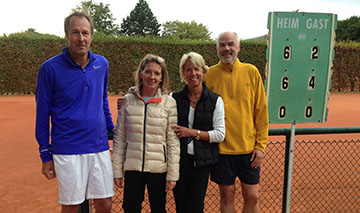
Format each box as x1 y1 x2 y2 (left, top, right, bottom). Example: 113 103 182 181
269 126 360 136
282 122 296 213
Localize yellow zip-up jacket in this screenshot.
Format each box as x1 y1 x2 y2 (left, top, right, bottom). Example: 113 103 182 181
206 58 269 154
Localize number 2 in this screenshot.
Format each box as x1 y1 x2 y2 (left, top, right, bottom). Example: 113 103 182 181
311 46 319 60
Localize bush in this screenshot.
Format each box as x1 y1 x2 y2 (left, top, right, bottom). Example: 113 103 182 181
0 35 359 94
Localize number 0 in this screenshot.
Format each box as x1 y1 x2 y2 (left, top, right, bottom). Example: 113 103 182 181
305 105 313 118
278 106 286 119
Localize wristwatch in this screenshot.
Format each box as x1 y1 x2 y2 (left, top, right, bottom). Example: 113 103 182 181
195 130 201 140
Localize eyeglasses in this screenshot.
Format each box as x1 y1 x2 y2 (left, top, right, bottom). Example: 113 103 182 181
145 54 165 64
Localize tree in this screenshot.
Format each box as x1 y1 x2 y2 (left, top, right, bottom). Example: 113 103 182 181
336 16 360 42
76 0 120 36
25 28 37 34
120 0 161 36
162 20 212 41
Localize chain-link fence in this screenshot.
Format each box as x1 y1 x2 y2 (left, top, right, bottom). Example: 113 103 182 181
86 130 360 212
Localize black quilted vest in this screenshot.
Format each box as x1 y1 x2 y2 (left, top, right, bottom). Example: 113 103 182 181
172 83 219 167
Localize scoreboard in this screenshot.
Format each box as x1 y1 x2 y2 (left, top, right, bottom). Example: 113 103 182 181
265 12 337 123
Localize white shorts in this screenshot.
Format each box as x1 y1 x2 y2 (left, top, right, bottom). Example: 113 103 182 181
53 150 114 205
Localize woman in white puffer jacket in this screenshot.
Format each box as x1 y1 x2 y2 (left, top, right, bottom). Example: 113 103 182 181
113 54 180 213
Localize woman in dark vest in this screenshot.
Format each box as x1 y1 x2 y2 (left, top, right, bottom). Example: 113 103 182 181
171 52 225 213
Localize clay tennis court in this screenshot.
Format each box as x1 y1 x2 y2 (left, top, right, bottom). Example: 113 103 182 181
0 93 359 212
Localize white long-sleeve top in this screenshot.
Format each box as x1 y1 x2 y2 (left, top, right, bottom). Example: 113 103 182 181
187 97 225 154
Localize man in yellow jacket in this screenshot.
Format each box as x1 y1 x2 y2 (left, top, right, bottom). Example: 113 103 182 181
206 31 269 213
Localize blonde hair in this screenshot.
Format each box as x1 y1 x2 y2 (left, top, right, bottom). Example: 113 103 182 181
178 52 209 83
134 54 169 93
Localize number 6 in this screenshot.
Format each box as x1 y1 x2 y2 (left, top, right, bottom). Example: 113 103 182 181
283 46 291 60
281 76 289 90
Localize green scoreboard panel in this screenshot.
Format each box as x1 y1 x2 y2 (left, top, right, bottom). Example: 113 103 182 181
265 12 337 123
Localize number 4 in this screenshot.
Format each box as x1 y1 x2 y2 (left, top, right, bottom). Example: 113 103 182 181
308 76 316 90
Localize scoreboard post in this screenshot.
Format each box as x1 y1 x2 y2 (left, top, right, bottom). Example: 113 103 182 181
265 12 337 212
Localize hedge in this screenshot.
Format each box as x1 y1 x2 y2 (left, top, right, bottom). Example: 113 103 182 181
0 37 359 94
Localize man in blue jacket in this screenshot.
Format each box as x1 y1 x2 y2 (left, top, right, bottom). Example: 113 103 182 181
35 11 114 213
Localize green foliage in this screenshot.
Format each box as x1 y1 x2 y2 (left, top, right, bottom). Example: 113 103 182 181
76 0 120 36
0 36 359 94
0 27 61 39
332 46 360 92
162 20 213 41
336 16 360 42
25 28 37 33
242 35 267 43
120 0 161 36
337 40 360 48
4 29 61 40
239 42 267 80
0 37 66 94
92 33 214 45
90 38 217 93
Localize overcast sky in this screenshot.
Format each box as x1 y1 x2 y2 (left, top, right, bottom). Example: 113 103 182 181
1 0 359 39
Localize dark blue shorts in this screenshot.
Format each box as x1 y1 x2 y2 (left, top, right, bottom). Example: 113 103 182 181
210 153 260 185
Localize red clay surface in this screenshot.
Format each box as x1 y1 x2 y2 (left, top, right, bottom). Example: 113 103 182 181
0 93 359 212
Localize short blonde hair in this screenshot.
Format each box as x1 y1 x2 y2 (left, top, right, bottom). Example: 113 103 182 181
178 52 209 83
134 54 169 93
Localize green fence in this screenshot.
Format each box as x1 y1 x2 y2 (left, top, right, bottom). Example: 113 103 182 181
82 126 360 212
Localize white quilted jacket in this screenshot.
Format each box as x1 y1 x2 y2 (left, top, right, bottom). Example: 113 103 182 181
112 88 180 181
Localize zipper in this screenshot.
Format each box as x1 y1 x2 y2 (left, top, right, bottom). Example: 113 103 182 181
192 103 198 155
163 145 167 163
230 68 234 98
82 67 88 90
141 102 148 172
125 143 128 161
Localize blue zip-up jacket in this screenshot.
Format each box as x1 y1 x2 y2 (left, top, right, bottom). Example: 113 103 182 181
35 48 115 162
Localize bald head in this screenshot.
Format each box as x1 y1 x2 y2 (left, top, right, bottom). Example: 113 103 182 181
216 32 241 65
